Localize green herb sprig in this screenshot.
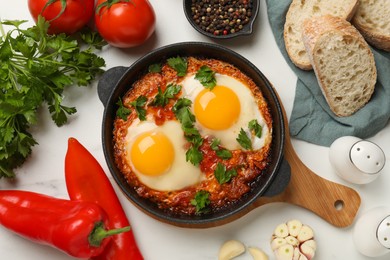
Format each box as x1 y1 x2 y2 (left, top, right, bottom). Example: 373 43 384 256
151 84 181 107
195 65 216 90
116 98 131 121
167 56 187 77
173 98 203 166
214 162 237 184
191 190 211 214
210 138 232 160
0 17 106 178
236 128 252 150
129 96 148 121
248 119 262 138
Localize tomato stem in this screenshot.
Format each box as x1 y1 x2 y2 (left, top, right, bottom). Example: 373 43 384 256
42 0 68 22
96 0 134 15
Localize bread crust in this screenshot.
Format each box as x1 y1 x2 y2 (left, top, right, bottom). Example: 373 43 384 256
302 15 377 117
352 0 390 51
284 0 359 70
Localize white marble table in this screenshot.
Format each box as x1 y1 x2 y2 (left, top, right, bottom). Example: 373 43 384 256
1 1 389 259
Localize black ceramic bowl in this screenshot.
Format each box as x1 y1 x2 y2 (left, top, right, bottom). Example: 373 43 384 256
98 42 289 228
183 0 260 39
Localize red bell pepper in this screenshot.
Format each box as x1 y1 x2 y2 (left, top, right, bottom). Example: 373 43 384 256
0 190 130 258
65 137 143 260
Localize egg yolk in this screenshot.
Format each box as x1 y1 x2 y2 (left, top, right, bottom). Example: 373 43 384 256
194 85 241 130
130 131 174 176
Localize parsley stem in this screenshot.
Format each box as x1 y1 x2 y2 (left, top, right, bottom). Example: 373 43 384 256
0 18 5 39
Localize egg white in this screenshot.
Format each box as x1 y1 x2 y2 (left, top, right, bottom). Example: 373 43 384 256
179 73 271 151
124 119 204 191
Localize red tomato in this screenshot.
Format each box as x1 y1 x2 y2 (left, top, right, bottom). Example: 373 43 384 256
95 0 156 48
28 0 94 35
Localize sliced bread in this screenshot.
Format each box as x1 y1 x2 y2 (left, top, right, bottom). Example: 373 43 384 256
352 0 390 51
302 15 377 117
284 0 358 70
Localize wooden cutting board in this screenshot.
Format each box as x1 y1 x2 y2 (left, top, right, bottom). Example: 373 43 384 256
252 106 361 228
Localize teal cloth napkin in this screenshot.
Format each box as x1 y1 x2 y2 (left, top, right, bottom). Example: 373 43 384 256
266 0 390 146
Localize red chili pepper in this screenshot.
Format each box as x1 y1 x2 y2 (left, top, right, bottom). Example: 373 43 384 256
0 190 130 258
65 137 144 260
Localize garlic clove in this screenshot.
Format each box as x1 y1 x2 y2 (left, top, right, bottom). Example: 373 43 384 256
218 239 246 260
248 247 269 260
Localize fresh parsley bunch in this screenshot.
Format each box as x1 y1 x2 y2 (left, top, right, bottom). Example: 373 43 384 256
0 17 106 178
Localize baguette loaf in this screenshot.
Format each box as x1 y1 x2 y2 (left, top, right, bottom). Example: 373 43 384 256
284 0 358 70
302 15 377 117
352 0 390 51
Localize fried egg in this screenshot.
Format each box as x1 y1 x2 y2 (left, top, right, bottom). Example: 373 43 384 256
179 73 270 151
124 119 204 191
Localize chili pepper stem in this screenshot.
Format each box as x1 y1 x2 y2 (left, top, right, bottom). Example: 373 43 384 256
88 222 131 247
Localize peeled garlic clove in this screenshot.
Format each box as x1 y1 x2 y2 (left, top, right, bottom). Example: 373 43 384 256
274 223 289 238
271 238 287 250
218 239 246 260
297 225 314 242
287 219 302 237
248 247 269 260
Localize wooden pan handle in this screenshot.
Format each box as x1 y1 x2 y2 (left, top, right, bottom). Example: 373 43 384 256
254 106 361 227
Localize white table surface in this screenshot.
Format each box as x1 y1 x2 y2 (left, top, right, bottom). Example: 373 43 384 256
1 0 390 259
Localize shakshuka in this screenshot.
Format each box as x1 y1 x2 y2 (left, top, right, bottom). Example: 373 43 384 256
113 56 273 215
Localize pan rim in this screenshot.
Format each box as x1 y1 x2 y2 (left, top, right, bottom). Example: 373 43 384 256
100 41 285 227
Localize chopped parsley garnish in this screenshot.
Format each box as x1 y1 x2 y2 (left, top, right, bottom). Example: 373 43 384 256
195 65 216 90
191 190 211 214
167 56 187 77
116 98 131 121
129 96 148 121
210 138 232 160
248 119 262 138
236 128 252 150
148 63 162 73
151 84 181 107
173 98 203 166
214 162 237 184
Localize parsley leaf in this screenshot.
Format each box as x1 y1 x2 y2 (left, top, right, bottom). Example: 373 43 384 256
236 128 252 150
186 146 203 166
116 98 131 121
152 84 181 107
191 190 211 214
148 63 161 73
0 17 106 178
248 119 262 138
173 98 204 166
195 65 216 89
167 56 187 77
210 138 232 160
129 96 147 121
214 162 237 184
